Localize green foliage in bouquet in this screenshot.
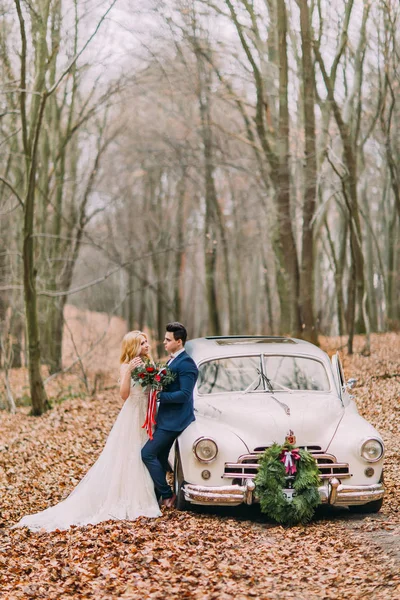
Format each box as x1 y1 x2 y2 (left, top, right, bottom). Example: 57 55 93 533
131 362 176 390
255 443 321 526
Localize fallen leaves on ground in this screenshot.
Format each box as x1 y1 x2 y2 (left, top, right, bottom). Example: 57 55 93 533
0 333 399 599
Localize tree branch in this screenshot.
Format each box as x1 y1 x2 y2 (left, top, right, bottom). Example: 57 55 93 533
47 0 118 97
0 176 24 207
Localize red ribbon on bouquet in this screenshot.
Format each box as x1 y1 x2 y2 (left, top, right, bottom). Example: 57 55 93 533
142 389 158 440
279 448 301 475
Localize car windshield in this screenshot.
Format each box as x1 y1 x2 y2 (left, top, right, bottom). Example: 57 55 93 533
197 355 330 394
197 356 262 394
263 355 330 391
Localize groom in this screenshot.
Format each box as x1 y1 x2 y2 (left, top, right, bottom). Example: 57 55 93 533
141 322 198 507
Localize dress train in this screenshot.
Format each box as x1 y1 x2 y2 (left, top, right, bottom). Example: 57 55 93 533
15 385 161 531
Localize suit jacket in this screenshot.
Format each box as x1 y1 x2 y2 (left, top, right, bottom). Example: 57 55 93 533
157 350 198 432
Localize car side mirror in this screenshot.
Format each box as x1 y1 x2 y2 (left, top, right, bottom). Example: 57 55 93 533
346 377 357 390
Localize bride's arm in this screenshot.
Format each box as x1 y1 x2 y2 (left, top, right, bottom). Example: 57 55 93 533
119 365 132 401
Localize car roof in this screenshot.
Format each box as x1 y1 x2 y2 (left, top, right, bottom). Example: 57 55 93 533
185 336 330 364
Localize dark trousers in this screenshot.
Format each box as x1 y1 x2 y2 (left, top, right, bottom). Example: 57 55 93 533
141 428 180 499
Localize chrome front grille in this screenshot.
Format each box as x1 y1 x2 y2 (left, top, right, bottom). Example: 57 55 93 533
223 448 351 481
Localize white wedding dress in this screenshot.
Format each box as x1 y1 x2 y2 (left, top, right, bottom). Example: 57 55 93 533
15 384 161 531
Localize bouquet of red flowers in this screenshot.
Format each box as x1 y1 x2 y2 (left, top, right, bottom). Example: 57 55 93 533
131 362 176 440
131 362 175 390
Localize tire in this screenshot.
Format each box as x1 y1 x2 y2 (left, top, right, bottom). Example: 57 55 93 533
174 446 189 511
348 472 384 514
348 497 383 514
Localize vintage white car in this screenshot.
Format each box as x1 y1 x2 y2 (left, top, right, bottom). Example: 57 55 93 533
172 336 385 514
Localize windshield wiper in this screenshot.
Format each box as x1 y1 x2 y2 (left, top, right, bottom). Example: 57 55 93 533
265 378 293 393
243 373 263 394
243 371 291 415
259 370 291 416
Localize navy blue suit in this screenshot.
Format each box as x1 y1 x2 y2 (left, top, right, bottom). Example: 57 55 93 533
141 350 198 499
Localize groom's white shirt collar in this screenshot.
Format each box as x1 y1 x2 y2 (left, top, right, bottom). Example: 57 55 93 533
169 348 185 362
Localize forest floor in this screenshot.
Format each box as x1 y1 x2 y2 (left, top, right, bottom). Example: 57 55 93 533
0 331 400 599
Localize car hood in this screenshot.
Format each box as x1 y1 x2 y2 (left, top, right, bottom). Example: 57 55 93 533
195 392 344 452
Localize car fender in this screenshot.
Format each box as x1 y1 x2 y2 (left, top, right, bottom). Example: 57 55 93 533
174 417 249 487
326 410 384 485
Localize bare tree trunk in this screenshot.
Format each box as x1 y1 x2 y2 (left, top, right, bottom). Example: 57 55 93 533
0 322 17 413
221 0 302 335
314 45 367 353
127 270 135 330
297 0 318 344
24 177 50 414
156 272 165 357
40 0 73 373
24 152 50 413
15 0 49 414
1 343 17 414
204 217 221 335
11 313 23 368
174 170 186 321
196 47 221 335
4 372 17 413
261 254 274 334
324 209 348 337
276 0 301 335
361 186 378 332
387 210 399 328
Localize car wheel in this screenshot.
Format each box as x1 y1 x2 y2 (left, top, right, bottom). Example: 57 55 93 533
174 446 189 511
348 497 383 514
348 472 384 514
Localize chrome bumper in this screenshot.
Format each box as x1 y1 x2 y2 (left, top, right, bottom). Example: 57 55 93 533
325 478 384 505
184 479 256 506
183 478 384 507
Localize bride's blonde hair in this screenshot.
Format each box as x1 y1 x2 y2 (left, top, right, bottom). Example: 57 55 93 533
120 330 152 363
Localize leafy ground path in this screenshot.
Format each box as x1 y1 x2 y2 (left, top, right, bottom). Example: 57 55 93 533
1 334 399 599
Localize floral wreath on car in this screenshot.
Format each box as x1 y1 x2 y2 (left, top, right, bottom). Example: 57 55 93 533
255 432 321 526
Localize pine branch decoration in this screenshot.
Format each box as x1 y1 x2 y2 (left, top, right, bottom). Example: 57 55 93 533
255 442 321 526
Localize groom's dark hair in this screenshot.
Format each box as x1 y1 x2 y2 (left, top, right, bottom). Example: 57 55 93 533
166 322 187 345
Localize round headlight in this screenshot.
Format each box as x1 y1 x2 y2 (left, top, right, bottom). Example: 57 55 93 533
360 439 384 463
193 437 218 463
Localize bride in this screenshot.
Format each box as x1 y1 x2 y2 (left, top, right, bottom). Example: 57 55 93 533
15 331 161 531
